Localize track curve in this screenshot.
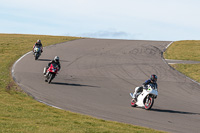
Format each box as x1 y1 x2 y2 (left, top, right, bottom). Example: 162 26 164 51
13 39 200 133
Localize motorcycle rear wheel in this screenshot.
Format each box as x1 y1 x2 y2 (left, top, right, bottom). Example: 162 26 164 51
131 99 137 107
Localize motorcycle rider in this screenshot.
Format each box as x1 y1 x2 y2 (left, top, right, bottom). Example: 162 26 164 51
132 74 158 101
33 39 43 53
44 56 61 76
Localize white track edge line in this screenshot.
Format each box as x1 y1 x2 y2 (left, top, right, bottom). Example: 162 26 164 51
163 41 200 86
11 50 65 111
12 51 32 77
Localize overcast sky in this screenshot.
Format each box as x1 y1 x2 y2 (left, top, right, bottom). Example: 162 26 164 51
1 0 200 41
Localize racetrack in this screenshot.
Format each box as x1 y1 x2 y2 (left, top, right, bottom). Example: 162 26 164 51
13 39 200 133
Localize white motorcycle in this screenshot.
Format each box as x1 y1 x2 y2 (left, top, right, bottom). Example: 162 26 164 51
33 46 41 60
130 84 158 110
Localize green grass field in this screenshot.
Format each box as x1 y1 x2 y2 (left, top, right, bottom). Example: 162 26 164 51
0 34 165 133
164 40 200 61
170 64 200 82
164 40 200 82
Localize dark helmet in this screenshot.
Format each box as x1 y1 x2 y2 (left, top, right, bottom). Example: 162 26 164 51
54 56 59 63
150 74 157 83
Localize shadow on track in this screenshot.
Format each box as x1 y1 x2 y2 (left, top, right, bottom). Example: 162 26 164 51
59 60 70 62
37 59 51 61
151 108 200 115
51 82 99 88
38 59 69 62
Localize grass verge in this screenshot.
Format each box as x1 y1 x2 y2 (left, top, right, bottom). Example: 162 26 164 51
0 34 165 133
164 40 200 83
170 64 200 82
164 40 200 61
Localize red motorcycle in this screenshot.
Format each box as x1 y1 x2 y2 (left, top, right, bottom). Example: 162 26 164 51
44 63 58 83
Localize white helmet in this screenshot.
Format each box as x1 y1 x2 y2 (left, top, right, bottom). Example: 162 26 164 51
37 39 41 43
54 56 59 62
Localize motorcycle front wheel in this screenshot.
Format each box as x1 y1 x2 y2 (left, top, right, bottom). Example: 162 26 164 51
48 73 55 84
48 74 52 83
144 95 154 110
35 53 38 60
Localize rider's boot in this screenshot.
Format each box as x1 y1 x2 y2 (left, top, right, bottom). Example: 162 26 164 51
133 87 141 101
43 67 47 76
132 93 137 102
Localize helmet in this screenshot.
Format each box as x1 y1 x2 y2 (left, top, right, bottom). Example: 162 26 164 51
54 56 59 62
150 74 157 83
37 39 41 43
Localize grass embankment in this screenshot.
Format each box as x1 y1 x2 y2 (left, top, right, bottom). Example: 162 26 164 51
164 40 200 82
0 34 165 133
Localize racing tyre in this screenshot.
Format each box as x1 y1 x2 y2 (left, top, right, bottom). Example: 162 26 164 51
131 99 137 107
48 74 53 84
35 53 38 60
144 95 154 110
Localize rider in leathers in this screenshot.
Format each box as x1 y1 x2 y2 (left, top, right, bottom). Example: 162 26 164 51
33 39 43 53
44 56 61 76
48 56 61 70
133 74 158 101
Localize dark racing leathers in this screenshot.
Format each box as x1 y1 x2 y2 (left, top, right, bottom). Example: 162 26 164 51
33 42 43 52
133 79 158 99
44 60 61 78
47 60 61 71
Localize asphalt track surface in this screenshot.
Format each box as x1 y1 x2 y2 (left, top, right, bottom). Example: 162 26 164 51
13 39 200 133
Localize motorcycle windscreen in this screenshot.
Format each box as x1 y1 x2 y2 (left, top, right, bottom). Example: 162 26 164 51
148 83 157 89
51 63 58 68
